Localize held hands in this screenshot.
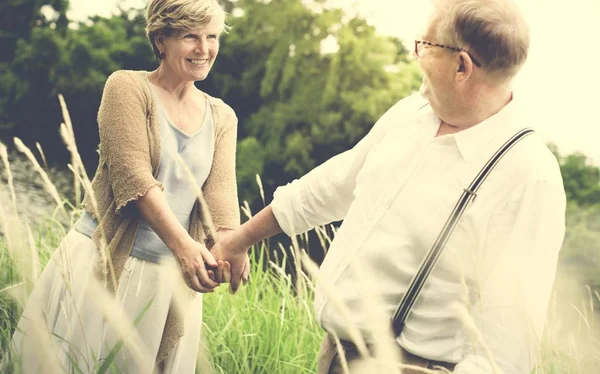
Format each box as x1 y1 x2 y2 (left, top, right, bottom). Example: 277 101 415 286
206 206 278 293
172 237 220 293
172 229 251 294
210 229 251 294
211 255 250 293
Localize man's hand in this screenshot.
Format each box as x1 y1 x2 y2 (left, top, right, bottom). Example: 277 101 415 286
172 237 220 293
210 232 251 294
207 206 282 293
212 256 250 285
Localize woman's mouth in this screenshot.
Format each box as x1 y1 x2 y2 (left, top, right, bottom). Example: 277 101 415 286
187 58 209 66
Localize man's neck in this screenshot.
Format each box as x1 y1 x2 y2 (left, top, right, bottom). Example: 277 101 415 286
441 87 513 133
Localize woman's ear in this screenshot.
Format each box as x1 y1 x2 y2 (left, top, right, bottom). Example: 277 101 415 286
156 32 165 49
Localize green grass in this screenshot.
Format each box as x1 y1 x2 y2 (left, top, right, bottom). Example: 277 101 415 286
2 91 599 373
0 215 324 373
0 212 599 373
203 244 324 374
0 240 20 364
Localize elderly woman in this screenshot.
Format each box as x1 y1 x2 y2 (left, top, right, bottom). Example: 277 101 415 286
11 0 247 372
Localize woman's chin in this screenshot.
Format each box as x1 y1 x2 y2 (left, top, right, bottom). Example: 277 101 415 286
190 69 211 82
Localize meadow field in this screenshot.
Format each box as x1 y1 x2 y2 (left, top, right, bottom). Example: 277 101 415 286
0 105 598 373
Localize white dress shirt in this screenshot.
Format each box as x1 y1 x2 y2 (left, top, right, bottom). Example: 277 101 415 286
271 93 566 373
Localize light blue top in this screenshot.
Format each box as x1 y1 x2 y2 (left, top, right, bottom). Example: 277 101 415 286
75 92 215 263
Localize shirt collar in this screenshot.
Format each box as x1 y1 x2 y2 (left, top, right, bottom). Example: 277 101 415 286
445 93 526 160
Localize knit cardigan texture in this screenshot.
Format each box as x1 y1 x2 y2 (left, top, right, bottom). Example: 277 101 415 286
81 70 240 363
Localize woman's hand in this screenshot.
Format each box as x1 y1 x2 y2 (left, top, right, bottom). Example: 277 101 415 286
133 186 221 293
172 237 220 293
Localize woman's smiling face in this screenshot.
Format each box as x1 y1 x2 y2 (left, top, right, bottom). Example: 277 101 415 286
157 16 222 83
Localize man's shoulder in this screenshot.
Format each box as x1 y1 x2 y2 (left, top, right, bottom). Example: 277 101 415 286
506 132 564 187
386 93 429 117
479 132 565 209
373 93 429 132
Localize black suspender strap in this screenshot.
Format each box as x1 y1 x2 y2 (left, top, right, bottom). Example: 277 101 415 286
391 128 535 337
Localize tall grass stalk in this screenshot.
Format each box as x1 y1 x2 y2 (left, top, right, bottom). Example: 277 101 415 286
58 95 117 291
12 138 69 222
0 143 18 214
1 96 599 374
203 243 323 374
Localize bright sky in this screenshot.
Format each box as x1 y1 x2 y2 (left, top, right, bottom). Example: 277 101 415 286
67 0 600 164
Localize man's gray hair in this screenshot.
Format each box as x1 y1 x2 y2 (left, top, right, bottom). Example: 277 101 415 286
433 0 530 80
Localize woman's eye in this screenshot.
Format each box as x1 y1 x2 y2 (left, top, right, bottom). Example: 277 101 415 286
184 34 197 39
208 34 218 40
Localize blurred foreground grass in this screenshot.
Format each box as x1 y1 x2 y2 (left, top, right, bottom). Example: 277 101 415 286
1 211 599 373
0 209 324 373
0 154 599 373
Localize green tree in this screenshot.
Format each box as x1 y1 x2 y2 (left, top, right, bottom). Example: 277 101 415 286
0 0 68 62
215 0 421 204
0 7 157 173
549 145 600 306
0 0 424 209
550 145 600 206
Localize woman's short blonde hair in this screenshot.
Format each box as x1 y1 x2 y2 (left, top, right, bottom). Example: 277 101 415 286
145 0 229 60
432 0 530 80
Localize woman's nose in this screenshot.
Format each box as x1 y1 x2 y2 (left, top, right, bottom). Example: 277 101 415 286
195 39 208 55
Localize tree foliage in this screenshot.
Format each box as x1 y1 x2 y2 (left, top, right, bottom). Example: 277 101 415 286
0 0 421 204
560 155 600 206
550 144 600 207
1 0 600 305
213 0 421 202
1 0 598 216
546 145 600 300
0 0 68 62
0 5 156 173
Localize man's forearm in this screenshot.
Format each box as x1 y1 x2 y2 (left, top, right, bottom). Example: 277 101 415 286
230 205 283 252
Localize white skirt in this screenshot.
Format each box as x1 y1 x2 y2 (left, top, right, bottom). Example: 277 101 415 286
10 229 204 374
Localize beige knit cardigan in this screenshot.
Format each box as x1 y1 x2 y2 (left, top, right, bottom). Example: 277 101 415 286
81 70 240 363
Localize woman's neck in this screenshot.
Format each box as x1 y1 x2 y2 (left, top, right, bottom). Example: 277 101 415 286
148 67 195 101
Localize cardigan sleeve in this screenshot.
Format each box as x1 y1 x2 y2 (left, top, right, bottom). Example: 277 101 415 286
97 70 162 216
202 99 240 229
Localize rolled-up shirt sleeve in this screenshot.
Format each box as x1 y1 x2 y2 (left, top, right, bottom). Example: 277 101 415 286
271 95 427 236
454 179 566 373
271 149 359 236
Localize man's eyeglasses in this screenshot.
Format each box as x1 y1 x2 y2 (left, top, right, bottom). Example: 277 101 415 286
414 40 482 68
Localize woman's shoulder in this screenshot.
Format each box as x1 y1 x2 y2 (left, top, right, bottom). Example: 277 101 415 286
104 70 151 94
203 92 237 128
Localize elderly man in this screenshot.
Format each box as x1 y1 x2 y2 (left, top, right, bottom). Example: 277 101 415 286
212 0 566 372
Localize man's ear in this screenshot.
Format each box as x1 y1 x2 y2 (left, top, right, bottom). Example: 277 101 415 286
456 52 474 83
458 55 466 72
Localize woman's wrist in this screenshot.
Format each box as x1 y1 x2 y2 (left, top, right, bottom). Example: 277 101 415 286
168 233 195 255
